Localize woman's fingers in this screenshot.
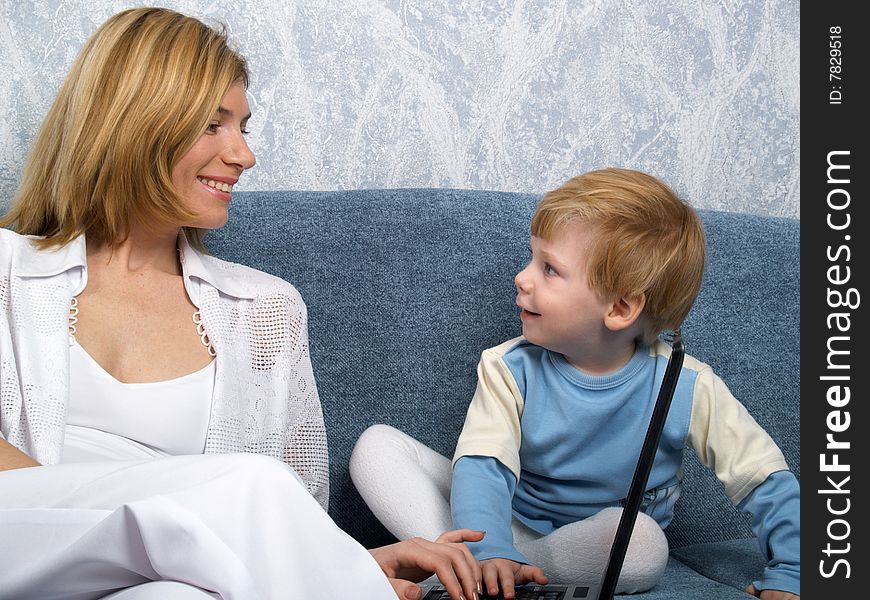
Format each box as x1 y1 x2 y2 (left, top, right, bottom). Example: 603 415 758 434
455 540 482 589
436 529 483 597
428 530 483 599
435 528 486 544
374 531 484 600
422 538 479 600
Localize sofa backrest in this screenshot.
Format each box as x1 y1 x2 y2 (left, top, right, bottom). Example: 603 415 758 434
209 189 799 549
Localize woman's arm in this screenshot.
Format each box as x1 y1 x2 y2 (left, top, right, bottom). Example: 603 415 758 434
0 438 40 471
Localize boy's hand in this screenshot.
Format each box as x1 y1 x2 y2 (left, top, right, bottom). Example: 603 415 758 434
480 557 548 599
745 583 799 600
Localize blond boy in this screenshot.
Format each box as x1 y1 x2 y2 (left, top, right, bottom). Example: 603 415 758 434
352 169 800 599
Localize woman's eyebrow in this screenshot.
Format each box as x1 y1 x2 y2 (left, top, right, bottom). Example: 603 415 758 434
216 106 253 121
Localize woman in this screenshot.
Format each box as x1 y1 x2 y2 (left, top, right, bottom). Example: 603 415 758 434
0 8 481 600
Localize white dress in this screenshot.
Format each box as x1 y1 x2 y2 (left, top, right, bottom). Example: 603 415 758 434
0 306 394 600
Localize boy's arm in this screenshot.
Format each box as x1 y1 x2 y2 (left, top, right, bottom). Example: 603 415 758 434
737 470 800 596
450 344 526 561
450 342 551 594
686 366 799 595
451 455 526 563
452 456 550 597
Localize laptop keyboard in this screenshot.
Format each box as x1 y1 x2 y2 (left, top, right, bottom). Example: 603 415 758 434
422 585 590 599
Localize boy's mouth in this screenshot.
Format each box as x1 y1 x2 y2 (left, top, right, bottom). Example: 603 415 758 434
520 308 541 321
517 299 541 321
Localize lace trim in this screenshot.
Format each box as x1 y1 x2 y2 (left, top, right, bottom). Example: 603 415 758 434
68 296 79 340
193 310 217 357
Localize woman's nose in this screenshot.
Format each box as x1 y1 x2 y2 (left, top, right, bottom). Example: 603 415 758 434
225 133 256 171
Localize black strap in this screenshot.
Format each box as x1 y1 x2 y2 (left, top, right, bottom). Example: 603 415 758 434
598 332 685 600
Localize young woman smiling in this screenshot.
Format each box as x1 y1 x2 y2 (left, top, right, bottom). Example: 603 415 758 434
0 8 480 600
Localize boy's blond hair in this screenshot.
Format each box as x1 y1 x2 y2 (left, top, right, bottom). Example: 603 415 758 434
0 7 249 249
532 168 706 343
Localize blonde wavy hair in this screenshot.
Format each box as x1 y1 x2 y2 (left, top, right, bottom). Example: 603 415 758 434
532 168 706 343
0 7 249 249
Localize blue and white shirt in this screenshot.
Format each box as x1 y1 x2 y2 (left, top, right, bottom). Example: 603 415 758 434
451 336 800 595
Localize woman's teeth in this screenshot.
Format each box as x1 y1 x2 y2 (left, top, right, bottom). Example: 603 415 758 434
197 177 232 193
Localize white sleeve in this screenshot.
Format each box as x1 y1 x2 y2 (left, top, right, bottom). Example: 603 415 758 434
452 345 525 479
685 361 789 504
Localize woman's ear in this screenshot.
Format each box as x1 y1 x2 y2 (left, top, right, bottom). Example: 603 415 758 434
604 293 646 332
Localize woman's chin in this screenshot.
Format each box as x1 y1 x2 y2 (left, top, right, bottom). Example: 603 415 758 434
185 214 229 230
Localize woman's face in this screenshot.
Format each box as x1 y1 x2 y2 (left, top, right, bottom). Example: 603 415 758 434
172 81 256 229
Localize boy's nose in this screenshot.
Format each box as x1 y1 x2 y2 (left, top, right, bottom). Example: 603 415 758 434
515 267 531 291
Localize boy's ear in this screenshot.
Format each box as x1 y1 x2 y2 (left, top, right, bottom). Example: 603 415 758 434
604 293 646 332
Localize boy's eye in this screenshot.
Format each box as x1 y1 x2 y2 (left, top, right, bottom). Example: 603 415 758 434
544 263 557 276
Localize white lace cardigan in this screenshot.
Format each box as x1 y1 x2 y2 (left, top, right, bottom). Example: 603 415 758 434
0 229 330 509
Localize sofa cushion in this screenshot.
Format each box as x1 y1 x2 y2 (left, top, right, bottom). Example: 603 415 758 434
630 557 754 599
669 538 765 593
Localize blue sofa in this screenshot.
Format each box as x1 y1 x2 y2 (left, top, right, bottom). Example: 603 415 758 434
209 188 799 598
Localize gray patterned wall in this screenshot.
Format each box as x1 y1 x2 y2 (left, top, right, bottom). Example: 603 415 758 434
1 0 799 217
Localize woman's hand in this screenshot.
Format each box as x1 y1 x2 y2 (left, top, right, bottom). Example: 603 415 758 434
480 557 548 599
369 529 484 600
745 583 799 600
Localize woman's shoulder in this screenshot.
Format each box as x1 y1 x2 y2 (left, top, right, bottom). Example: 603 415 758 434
0 227 30 250
0 228 14 255
0 229 86 274
194 252 304 305
0 229 15 270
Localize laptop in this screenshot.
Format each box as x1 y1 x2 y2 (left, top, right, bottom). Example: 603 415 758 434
419 332 686 600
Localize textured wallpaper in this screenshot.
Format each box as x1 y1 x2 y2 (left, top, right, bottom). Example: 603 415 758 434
1 0 799 217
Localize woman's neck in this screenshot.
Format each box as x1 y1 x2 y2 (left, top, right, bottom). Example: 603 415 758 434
86 225 182 276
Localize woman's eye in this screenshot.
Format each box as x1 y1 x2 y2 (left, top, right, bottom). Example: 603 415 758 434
206 123 220 133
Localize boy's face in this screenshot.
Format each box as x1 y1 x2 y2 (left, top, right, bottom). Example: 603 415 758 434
515 223 613 365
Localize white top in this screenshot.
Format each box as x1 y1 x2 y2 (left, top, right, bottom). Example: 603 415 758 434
0 229 330 509
63 339 215 462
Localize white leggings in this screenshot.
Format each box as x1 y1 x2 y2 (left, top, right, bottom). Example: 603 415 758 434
0 453 395 600
350 425 669 594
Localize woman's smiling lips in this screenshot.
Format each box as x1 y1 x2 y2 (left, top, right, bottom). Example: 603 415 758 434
197 175 237 200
